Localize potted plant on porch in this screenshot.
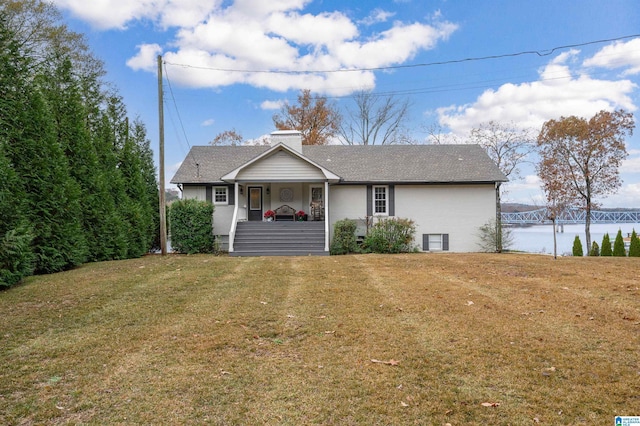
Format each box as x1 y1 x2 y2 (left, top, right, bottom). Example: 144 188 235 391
296 210 307 221
264 210 275 221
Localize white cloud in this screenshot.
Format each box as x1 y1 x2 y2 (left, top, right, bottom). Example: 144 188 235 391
201 118 215 126
583 37 640 76
260 100 285 110
359 9 396 26
437 51 637 136
621 152 640 173
599 182 640 208
78 1 455 94
126 43 162 72
52 0 221 29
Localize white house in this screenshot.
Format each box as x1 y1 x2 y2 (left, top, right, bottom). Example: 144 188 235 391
170 130 508 255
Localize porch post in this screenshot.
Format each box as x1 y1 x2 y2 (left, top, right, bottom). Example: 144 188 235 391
324 181 329 252
228 181 240 253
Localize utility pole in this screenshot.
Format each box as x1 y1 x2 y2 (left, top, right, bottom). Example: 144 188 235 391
158 55 167 255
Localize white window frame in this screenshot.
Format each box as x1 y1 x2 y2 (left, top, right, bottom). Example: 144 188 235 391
428 234 443 251
213 186 228 205
372 185 388 216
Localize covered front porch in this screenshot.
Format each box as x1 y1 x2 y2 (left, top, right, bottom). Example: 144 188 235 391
220 132 340 255
228 180 330 255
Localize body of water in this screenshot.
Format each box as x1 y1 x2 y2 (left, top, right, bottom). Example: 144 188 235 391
509 223 640 255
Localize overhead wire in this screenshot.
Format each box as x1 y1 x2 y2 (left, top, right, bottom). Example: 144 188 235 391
163 34 640 75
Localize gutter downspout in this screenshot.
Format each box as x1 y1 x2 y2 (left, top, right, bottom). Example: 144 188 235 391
228 182 240 253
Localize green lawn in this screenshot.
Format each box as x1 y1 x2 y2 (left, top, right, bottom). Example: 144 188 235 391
1 253 638 425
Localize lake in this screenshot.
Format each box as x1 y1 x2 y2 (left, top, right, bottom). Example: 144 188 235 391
509 223 640 255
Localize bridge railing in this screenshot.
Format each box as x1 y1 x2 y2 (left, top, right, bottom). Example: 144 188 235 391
501 207 640 225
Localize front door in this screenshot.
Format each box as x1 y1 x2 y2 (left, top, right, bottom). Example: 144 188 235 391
248 187 263 221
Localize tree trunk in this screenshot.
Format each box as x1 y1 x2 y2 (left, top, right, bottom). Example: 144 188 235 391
585 198 592 255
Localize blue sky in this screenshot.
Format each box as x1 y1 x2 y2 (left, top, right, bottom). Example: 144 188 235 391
52 0 640 207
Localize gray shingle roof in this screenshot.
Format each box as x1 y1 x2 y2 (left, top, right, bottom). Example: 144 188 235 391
170 144 508 184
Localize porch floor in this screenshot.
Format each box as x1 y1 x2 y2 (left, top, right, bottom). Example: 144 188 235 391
231 221 328 256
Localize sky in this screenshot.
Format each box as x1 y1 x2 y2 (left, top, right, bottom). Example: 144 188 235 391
51 0 640 208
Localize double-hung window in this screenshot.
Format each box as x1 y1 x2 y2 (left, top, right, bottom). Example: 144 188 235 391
373 185 388 215
213 187 228 205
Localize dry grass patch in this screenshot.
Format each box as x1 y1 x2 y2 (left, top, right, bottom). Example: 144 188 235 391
1 253 639 425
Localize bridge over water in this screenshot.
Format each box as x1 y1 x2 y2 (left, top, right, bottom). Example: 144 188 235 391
501 207 640 225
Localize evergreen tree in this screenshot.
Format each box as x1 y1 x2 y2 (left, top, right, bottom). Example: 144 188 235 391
0 142 35 288
613 229 626 257
601 233 612 256
572 236 583 257
0 15 86 273
589 241 600 257
629 229 640 257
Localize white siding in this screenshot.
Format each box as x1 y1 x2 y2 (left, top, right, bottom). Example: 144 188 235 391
212 205 234 238
329 186 368 237
182 186 206 201
181 185 234 239
237 150 325 181
394 184 496 252
328 184 496 253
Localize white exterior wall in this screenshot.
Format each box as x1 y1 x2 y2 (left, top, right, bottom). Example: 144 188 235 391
328 185 368 236
395 184 496 252
268 183 306 212
182 185 206 201
181 185 234 250
237 151 324 181
328 183 496 252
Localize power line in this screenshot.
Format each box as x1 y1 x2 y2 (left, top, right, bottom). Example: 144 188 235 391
163 62 200 168
163 34 640 75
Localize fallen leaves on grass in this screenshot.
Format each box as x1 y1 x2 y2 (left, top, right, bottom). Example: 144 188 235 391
481 402 500 407
371 359 399 366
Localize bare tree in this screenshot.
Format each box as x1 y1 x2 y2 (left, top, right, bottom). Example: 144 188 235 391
339 91 412 145
470 121 536 252
423 122 459 145
537 109 634 252
272 89 341 145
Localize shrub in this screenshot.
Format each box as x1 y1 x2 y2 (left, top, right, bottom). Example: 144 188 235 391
613 229 626 256
330 219 359 255
589 241 600 257
572 236 583 257
601 233 612 256
477 219 514 252
629 229 640 257
363 218 416 254
168 199 215 254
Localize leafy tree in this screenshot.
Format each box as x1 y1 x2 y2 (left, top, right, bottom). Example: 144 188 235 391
273 89 341 145
613 229 626 257
211 129 244 146
572 236 583 257
589 241 600 257
537 110 635 252
339 91 412 145
470 121 535 252
601 233 612 256
628 229 640 257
